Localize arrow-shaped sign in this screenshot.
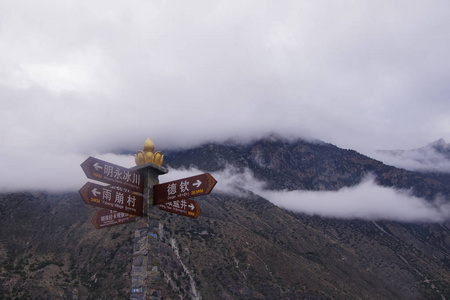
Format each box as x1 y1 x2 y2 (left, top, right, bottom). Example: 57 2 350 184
81 157 144 193
91 208 136 229
159 199 201 219
153 173 217 205
79 182 143 216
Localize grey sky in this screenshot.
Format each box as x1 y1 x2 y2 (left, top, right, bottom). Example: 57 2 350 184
1 1 450 191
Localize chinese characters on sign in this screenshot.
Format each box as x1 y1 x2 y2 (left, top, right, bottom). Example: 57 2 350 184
80 155 217 229
81 157 144 192
167 179 190 200
153 173 217 205
159 198 201 219
79 182 143 216
91 209 137 229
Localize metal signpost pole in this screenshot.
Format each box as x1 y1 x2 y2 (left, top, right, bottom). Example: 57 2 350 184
130 139 167 300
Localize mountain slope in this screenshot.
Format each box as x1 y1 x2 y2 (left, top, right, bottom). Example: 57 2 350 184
1 136 449 299
166 136 450 199
0 192 134 299
1 191 449 299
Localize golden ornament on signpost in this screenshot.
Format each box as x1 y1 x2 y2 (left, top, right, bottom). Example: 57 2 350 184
153 151 163 165
135 151 144 165
134 138 164 166
135 137 164 166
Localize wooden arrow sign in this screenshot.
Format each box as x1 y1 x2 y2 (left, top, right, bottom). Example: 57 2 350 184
153 173 217 205
79 182 143 216
81 157 144 192
91 209 136 229
159 199 201 219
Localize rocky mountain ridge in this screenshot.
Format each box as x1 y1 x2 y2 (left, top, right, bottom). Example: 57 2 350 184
166 136 450 199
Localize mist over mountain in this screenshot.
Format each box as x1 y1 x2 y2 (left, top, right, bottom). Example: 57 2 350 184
166 135 450 198
375 139 450 173
1 136 449 299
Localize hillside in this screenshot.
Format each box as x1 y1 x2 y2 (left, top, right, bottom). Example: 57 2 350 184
166 136 450 198
1 137 449 299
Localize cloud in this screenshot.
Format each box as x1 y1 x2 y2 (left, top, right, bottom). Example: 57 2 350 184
370 139 450 173
374 151 450 173
209 168 450 223
262 176 450 223
1 1 450 191
0 151 136 193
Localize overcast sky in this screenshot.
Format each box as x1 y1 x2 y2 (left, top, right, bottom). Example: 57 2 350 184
1 1 450 192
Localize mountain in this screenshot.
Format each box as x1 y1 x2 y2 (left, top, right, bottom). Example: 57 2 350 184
425 139 450 159
1 136 449 299
166 136 450 199
376 139 450 173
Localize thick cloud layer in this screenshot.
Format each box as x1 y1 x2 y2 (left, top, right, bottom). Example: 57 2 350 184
262 177 450 222
1 1 450 191
372 139 450 173
374 150 450 173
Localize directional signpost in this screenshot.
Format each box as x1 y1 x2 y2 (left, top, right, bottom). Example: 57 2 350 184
159 198 201 219
153 173 217 205
91 209 136 229
79 182 144 216
81 157 144 192
79 138 218 300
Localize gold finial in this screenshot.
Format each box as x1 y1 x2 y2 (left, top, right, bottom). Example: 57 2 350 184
144 151 154 164
135 151 145 165
143 137 155 153
135 138 164 166
154 151 164 166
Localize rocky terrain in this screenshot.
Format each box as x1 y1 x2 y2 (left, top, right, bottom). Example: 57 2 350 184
1 136 449 299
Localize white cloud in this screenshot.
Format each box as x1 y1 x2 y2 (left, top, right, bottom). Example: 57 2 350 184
208 168 450 223
374 151 450 173
1 1 450 190
371 140 450 173
0 151 136 193
261 176 450 222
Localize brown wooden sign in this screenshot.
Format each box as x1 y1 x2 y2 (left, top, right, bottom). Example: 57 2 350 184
159 199 201 219
81 157 144 192
153 173 217 205
91 209 136 229
79 182 143 216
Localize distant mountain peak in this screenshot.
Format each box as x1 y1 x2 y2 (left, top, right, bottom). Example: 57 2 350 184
430 138 448 147
424 138 446 148
375 138 450 173
420 138 450 154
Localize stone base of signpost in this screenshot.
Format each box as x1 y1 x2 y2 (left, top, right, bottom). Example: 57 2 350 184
131 220 149 300
130 163 168 300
